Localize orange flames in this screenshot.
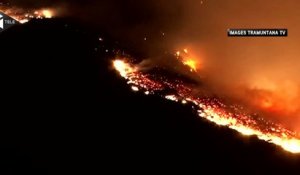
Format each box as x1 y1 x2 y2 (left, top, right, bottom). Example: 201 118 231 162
176 49 199 72
113 58 300 154
183 59 197 72
0 5 55 23
113 60 136 78
3 2 299 155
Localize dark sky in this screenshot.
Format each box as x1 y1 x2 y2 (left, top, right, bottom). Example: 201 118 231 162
6 0 300 131
1 1 300 174
1 16 299 174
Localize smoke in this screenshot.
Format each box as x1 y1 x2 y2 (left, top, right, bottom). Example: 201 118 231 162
5 0 300 131
171 0 300 132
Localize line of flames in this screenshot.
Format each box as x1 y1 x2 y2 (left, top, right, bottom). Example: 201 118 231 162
2 4 299 154
113 59 300 154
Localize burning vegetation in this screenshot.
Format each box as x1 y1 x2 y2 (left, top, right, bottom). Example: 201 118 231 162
113 57 300 154
2 1 300 155
0 4 55 23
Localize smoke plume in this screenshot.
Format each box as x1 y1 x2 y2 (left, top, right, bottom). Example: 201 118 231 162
173 0 300 132
6 0 300 131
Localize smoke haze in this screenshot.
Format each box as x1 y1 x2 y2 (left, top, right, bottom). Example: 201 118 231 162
6 0 300 131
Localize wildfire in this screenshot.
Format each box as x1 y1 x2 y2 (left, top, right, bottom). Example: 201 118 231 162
0 5 55 24
41 10 53 18
1 0 299 156
113 60 136 78
113 59 300 154
176 49 199 72
183 59 197 72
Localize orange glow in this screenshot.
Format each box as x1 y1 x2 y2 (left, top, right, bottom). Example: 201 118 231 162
0 5 55 24
243 78 300 122
113 59 136 78
113 59 300 154
183 59 197 72
260 98 274 109
175 49 200 72
42 10 53 18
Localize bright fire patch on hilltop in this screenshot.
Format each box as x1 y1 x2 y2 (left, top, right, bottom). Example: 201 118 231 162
176 49 199 72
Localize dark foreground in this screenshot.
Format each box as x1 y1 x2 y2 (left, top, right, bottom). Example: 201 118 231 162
0 19 299 174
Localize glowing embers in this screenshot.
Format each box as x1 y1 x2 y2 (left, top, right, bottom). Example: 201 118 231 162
113 59 163 92
198 104 300 153
165 95 179 102
113 58 300 154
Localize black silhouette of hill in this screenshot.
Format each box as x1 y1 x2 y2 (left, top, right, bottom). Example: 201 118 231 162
0 18 299 174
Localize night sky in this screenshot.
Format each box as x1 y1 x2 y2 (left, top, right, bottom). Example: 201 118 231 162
1 0 300 174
